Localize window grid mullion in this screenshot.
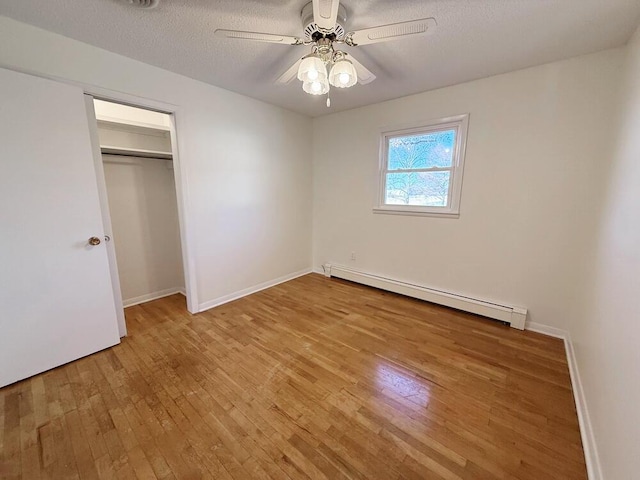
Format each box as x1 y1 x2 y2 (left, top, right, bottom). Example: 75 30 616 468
383 167 453 174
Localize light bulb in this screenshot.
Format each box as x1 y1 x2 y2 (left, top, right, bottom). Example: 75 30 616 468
329 57 358 88
297 55 326 83
303 77 329 95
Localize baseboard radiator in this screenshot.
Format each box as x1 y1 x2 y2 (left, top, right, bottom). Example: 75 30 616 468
324 264 527 330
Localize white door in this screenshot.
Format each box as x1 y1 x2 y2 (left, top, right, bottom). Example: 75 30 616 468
0 68 120 388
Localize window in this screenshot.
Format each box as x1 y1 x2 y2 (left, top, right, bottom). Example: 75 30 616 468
374 114 469 217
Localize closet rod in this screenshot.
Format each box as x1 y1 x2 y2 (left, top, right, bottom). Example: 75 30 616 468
102 152 172 161
100 146 172 160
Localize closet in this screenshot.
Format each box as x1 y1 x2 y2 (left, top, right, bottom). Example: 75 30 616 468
94 100 185 307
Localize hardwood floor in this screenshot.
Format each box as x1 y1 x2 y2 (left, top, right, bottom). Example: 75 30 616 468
0 274 586 479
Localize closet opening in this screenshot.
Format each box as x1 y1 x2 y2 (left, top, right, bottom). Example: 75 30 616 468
91 98 188 335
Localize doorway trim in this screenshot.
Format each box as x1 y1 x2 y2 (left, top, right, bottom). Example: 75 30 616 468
0 66 199 323
87 92 198 321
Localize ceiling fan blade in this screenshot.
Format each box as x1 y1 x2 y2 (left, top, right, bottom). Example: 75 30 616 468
312 0 340 32
345 53 376 85
214 29 302 45
346 17 437 46
276 58 303 84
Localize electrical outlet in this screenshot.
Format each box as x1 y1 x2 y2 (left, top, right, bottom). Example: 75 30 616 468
350 252 356 261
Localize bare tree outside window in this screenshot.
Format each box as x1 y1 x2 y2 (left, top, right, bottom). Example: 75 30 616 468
385 130 456 206
375 114 469 217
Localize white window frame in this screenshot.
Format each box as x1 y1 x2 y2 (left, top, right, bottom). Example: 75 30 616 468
374 114 469 218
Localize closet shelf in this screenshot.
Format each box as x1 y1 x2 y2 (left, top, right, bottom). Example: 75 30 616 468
96 117 170 136
101 145 172 160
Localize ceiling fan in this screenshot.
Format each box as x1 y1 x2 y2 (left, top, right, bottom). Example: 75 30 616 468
214 0 436 106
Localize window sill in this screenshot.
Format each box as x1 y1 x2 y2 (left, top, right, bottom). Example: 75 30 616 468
372 207 460 218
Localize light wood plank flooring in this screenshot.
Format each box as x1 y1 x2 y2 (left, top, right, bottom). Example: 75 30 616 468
0 274 587 479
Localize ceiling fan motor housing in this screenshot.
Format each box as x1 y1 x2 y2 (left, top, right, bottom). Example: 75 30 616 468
301 1 347 41
119 0 159 8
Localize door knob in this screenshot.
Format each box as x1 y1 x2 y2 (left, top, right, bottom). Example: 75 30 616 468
88 236 101 246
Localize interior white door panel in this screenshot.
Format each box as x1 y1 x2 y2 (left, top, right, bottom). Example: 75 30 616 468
0 67 120 388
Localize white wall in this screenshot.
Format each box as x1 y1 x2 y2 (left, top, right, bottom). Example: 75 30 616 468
103 155 184 305
313 49 624 330
568 26 640 479
0 16 313 311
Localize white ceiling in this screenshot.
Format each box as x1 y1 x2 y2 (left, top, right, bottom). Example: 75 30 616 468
1 0 639 117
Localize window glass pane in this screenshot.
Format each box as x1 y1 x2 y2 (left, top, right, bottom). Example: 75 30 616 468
388 129 456 170
385 171 451 207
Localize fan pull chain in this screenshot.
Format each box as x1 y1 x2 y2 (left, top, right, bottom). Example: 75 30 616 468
326 95 331 108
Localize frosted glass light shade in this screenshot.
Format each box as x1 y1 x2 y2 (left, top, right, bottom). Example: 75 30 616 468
329 59 357 88
297 56 327 83
302 76 330 95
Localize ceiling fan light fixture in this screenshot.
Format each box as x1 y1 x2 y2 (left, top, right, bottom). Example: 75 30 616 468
303 77 330 95
297 55 327 83
217 0 437 107
329 58 357 88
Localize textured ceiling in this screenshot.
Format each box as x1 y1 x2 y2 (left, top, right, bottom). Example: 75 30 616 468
1 0 639 117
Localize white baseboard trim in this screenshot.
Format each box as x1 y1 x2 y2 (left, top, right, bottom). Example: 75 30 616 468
562 332 603 480
197 268 312 313
123 287 184 307
524 321 567 339
524 323 602 480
